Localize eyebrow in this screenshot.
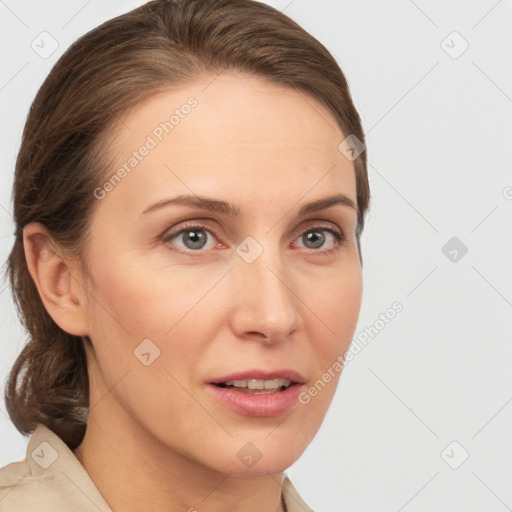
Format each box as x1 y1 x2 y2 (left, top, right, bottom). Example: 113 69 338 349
141 193 357 217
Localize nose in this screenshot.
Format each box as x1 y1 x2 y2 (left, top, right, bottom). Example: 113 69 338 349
228 243 299 345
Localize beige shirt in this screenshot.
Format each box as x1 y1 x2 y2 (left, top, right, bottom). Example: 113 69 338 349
0 424 314 511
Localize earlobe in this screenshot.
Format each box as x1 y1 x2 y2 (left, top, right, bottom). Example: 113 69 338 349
23 222 89 336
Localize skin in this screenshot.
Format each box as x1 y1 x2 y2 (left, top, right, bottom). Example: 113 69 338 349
23 72 362 512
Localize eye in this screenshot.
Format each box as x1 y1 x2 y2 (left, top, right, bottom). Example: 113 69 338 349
162 221 345 255
293 226 345 254
163 221 221 252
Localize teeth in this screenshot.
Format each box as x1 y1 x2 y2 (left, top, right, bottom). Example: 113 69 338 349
224 378 291 390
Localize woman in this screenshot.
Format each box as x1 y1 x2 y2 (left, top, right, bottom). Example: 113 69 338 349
0 0 370 510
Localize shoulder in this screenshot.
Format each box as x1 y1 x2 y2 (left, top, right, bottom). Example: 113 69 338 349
282 475 315 512
0 425 111 512
0 460 70 511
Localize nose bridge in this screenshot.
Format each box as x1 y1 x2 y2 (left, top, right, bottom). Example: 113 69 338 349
231 235 298 341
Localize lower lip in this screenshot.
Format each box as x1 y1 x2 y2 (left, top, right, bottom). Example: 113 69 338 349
204 383 304 417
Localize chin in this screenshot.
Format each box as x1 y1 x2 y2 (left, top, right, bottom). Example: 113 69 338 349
218 454 300 478
203 431 311 478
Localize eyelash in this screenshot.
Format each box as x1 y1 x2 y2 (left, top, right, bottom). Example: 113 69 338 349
161 220 346 256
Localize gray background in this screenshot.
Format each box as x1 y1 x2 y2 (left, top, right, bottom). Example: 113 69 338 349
1 1 511 511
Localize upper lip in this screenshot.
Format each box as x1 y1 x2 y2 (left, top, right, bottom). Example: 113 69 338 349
208 369 306 385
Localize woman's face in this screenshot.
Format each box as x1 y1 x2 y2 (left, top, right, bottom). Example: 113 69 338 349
78 72 362 475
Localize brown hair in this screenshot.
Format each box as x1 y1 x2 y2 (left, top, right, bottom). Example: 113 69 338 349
4 0 370 449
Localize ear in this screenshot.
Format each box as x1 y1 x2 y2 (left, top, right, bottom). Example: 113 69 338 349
23 222 89 336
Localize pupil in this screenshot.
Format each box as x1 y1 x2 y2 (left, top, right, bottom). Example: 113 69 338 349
184 230 206 249
304 231 324 249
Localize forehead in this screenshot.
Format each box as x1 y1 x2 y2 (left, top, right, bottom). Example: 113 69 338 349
98 72 356 218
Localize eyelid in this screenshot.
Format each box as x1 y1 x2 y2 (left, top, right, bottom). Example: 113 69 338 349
161 219 222 247
291 218 343 237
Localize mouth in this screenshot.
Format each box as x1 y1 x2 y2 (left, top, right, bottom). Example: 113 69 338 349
213 378 293 395
205 370 306 417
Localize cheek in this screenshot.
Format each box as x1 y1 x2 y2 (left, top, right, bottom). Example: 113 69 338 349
82 256 207 420
304 263 362 361
85 247 201 339
83 248 222 386
287 263 361 422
